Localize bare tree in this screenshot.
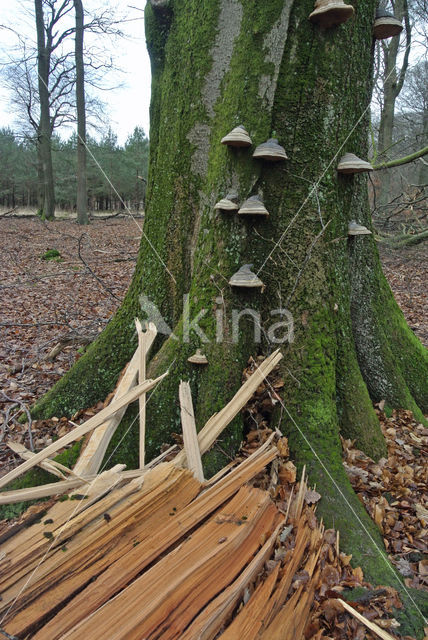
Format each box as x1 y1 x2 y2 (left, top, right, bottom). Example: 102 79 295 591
2 0 128 220
376 0 411 206
399 59 428 185
74 0 87 225
35 0 56 219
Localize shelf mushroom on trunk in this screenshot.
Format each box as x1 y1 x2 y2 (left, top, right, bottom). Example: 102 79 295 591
309 0 354 28
348 221 372 236
229 264 264 289
221 126 252 148
373 9 403 40
337 153 373 174
252 138 288 162
188 349 209 365
214 192 240 212
238 195 269 217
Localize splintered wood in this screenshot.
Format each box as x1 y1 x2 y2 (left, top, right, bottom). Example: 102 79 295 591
179 381 204 482
0 451 260 637
0 372 168 491
0 450 329 640
134 320 157 469
0 349 351 639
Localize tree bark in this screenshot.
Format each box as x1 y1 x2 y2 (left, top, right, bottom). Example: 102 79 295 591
74 0 88 225
419 104 428 185
29 2 428 632
35 0 55 220
36 132 44 213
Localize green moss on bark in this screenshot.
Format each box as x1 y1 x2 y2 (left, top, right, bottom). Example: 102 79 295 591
31 303 140 419
377 269 428 413
139 0 299 472
336 332 387 457
350 236 427 423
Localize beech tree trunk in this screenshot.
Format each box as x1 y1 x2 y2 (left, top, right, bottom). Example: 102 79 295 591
74 0 88 225
35 0 55 220
29 1 427 632
36 134 44 213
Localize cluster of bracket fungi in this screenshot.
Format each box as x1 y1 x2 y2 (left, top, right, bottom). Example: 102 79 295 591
187 2 401 366
309 0 403 39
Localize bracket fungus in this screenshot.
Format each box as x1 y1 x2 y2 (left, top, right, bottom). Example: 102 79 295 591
373 9 403 40
337 153 373 174
348 221 372 236
238 195 269 217
214 192 239 212
187 349 208 365
252 138 288 162
309 0 354 28
221 125 252 148
229 264 264 289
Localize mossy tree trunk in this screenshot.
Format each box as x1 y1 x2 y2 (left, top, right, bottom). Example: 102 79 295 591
31 0 427 632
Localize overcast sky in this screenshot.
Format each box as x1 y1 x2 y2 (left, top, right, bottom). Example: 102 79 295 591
0 0 151 144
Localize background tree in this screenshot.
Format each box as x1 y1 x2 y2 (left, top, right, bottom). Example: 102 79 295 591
0 127 149 212
408 0 428 186
12 1 428 633
121 126 149 211
370 0 428 230
35 0 56 219
374 0 411 206
74 0 88 224
1 0 128 219
401 59 428 186
2 36 80 211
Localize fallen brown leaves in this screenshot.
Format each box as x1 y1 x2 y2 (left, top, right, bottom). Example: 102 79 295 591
379 242 428 347
343 407 428 593
239 358 420 640
0 217 139 404
0 217 139 472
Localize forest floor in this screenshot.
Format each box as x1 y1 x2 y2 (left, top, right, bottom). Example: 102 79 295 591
0 216 141 413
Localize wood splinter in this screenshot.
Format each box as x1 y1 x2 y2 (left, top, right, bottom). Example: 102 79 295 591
135 320 157 469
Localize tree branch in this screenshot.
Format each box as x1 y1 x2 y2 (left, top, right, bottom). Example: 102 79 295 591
373 145 428 170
